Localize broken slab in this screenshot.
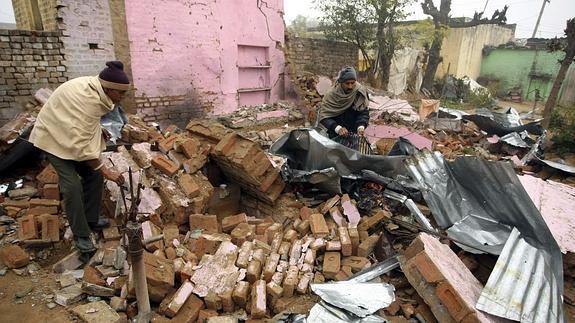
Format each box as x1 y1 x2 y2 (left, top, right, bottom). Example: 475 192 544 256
55 283 85 306
399 233 502 323
71 300 121 323
191 241 240 298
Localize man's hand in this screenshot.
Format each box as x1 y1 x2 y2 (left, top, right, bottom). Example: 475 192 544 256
357 126 365 136
101 166 125 186
336 125 349 137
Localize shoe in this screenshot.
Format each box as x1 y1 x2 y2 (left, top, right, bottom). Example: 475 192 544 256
79 250 96 264
88 217 110 230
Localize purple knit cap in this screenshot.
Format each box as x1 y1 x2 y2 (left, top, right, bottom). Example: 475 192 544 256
98 61 130 91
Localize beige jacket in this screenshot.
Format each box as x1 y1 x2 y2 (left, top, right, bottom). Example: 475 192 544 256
29 76 114 161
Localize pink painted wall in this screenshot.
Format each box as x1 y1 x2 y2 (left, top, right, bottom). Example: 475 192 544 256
125 0 285 115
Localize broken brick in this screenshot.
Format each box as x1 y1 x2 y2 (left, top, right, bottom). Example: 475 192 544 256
323 251 341 280
358 234 380 257
309 213 329 237
251 280 267 319
246 260 262 283
177 174 200 198
158 135 179 154
0 245 29 268
40 214 59 242
179 138 201 159
29 198 60 208
213 133 238 156
189 214 219 233
164 281 194 318
18 215 38 240
171 294 204 323
232 281 250 308
41 183 60 200
339 227 352 257
152 155 180 177
221 213 248 233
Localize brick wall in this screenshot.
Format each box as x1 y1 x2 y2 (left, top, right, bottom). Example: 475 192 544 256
286 36 358 79
136 92 206 129
56 0 117 79
0 29 67 125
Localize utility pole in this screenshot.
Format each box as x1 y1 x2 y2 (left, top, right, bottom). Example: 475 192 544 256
482 0 489 14
531 0 550 38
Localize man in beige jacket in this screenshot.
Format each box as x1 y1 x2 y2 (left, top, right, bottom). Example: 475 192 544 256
29 61 128 262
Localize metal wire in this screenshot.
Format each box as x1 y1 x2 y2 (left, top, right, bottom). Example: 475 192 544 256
333 133 373 155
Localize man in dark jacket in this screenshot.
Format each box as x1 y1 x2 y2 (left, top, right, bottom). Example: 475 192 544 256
319 66 369 138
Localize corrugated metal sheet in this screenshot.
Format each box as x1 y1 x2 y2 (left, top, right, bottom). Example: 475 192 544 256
405 150 564 322
477 228 564 322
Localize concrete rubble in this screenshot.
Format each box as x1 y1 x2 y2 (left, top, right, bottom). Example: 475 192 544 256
0 86 574 323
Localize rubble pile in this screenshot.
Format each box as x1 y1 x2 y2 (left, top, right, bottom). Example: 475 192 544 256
0 88 574 322
293 74 323 125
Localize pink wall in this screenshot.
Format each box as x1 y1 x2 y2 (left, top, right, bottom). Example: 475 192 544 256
125 0 285 115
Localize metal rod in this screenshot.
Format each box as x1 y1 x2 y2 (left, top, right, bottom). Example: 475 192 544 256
126 221 150 323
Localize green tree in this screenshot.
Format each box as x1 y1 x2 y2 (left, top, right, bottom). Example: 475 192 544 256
316 0 412 89
542 18 575 129
289 15 309 37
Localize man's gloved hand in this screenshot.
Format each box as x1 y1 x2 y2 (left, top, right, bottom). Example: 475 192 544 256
357 126 365 136
335 125 349 137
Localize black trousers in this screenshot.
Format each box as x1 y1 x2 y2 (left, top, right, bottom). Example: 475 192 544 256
47 154 103 240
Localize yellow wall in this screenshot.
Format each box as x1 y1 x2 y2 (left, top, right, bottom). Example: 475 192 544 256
437 24 514 79
11 0 57 31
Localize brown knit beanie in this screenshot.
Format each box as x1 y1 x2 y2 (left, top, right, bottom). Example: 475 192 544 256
98 61 130 91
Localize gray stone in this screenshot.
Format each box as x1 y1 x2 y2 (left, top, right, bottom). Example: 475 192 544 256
55 284 85 306
71 301 121 323
109 296 127 312
81 282 115 297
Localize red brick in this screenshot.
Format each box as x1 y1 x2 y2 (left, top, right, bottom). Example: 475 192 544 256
436 282 475 321
83 265 106 286
358 209 391 231
348 227 360 255
221 212 248 233
196 309 218 323
40 214 60 242
0 245 29 268
18 215 38 240
342 256 370 273
358 234 380 257
339 227 352 257
188 214 219 233
178 138 201 159
171 294 205 323
164 281 194 317
299 207 313 221
41 184 60 200
230 223 255 246
36 164 58 185
204 292 222 311
251 280 267 319
413 251 444 284
232 281 250 308
282 265 299 297
246 259 262 283
158 135 179 154
26 206 58 216
152 155 180 177
259 169 280 192
321 195 341 214
245 151 271 178
29 198 60 208
323 251 341 280
177 174 200 198
309 213 329 237
213 133 238 156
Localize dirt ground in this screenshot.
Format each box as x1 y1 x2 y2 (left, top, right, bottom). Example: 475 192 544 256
0 266 75 322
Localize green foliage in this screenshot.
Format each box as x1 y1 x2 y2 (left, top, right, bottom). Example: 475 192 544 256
288 15 309 37
413 18 449 48
549 106 575 154
315 0 413 86
467 88 493 109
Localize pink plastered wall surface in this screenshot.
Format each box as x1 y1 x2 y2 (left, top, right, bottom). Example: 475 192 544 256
125 0 285 115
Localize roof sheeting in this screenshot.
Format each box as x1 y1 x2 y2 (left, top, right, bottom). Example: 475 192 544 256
405 150 564 322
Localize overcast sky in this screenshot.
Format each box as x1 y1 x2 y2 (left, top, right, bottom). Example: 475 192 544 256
284 0 575 39
0 0 572 38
